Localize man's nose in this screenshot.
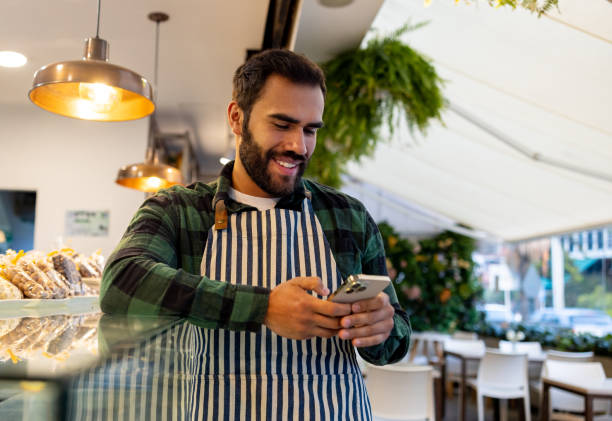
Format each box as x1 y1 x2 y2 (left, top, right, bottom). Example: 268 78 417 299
287 128 308 156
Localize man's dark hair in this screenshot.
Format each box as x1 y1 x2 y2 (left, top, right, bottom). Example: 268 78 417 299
232 49 326 121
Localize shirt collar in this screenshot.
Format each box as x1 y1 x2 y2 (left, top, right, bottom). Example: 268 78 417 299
212 160 308 212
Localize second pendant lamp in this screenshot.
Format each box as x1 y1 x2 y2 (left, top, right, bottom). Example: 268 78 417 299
115 12 183 193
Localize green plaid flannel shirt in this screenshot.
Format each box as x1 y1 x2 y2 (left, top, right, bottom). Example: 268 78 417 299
101 162 410 365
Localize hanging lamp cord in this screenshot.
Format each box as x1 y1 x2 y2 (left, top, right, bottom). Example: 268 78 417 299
147 17 162 161
95 0 102 38
154 20 160 87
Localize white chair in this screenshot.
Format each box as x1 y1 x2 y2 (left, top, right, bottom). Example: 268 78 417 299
546 349 594 362
406 332 449 420
365 363 435 421
541 360 610 420
499 340 544 380
529 351 594 412
452 331 478 340
467 349 530 421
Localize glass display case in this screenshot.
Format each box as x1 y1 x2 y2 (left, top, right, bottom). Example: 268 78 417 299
0 305 184 421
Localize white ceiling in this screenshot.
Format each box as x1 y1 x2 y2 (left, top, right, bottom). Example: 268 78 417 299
348 0 612 241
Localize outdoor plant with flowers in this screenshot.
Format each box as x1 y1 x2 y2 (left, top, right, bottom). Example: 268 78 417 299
379 222 483 332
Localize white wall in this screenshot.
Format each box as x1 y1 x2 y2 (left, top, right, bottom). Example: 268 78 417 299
0 104 148 258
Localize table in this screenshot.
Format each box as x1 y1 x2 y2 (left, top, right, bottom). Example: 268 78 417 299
540 377 612 421
444 349 547 421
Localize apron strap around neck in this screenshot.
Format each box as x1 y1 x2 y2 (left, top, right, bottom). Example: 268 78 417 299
214 199 228 230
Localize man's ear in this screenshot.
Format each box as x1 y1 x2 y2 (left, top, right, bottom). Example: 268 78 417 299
227 101 243 136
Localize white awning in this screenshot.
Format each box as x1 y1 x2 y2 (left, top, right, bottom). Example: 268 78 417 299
346 0 612 241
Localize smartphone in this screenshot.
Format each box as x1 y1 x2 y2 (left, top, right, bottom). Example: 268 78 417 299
328 274 391 303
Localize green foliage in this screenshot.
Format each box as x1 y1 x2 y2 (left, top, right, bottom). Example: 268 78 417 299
577 285 612 317
475 321 612 357
379 222 483 332
560 253 585 307
490 0 559 16
564 257 612 315
306 25 445 187
427 0 559 16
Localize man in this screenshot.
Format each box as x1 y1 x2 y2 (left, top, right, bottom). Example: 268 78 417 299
101 49 410 420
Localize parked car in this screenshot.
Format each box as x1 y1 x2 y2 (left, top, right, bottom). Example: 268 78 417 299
528 308 612 337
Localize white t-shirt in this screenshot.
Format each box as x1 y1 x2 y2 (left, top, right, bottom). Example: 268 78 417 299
228 187 280 211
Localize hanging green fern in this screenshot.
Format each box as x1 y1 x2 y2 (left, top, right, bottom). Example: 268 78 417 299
306 25 445 187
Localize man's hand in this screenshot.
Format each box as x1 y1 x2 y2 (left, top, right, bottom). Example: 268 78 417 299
338 292 395 347
264 277 352 340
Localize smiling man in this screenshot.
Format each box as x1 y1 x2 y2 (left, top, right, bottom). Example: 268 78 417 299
101 49 411 420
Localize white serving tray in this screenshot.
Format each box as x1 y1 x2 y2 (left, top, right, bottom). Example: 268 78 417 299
0 296 100 318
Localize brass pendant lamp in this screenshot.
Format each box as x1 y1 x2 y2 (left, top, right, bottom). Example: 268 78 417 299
115 12 182 193
29 0 154 121
115 116 183 193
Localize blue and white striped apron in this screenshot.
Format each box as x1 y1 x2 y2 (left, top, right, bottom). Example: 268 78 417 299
193 197 372 421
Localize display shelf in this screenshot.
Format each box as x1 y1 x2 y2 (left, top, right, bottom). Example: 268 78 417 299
0 296 100 318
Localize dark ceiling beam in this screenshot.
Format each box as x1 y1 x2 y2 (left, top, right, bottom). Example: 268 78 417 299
247 0 301 60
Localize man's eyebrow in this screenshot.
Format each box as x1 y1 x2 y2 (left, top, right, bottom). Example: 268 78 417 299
269 113 324 129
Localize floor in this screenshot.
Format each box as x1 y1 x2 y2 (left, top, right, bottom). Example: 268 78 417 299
443 387 535 421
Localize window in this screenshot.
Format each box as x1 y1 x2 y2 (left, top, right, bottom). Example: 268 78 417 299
0 190 36 253
598 230 604 250
477 225 612 337
572 233 580 253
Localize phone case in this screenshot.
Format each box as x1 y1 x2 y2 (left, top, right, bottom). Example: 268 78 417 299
328 274 391 303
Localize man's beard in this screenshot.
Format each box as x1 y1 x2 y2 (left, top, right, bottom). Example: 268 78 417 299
239 120 308 197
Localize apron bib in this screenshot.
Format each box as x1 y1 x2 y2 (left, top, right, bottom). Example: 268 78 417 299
193 198 372 421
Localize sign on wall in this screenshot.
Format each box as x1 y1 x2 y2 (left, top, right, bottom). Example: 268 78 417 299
65 210 109 237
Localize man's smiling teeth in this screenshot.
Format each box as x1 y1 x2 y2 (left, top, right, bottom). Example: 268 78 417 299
276 159 297 168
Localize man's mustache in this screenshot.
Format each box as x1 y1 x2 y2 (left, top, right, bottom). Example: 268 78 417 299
269 150 307 164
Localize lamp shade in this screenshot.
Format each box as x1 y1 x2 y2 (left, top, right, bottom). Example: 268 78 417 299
115 162 183 193
29 38 154 121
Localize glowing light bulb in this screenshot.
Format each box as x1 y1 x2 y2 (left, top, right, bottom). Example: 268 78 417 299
144 177 163 190
78 83 122 113
0 51 27 68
